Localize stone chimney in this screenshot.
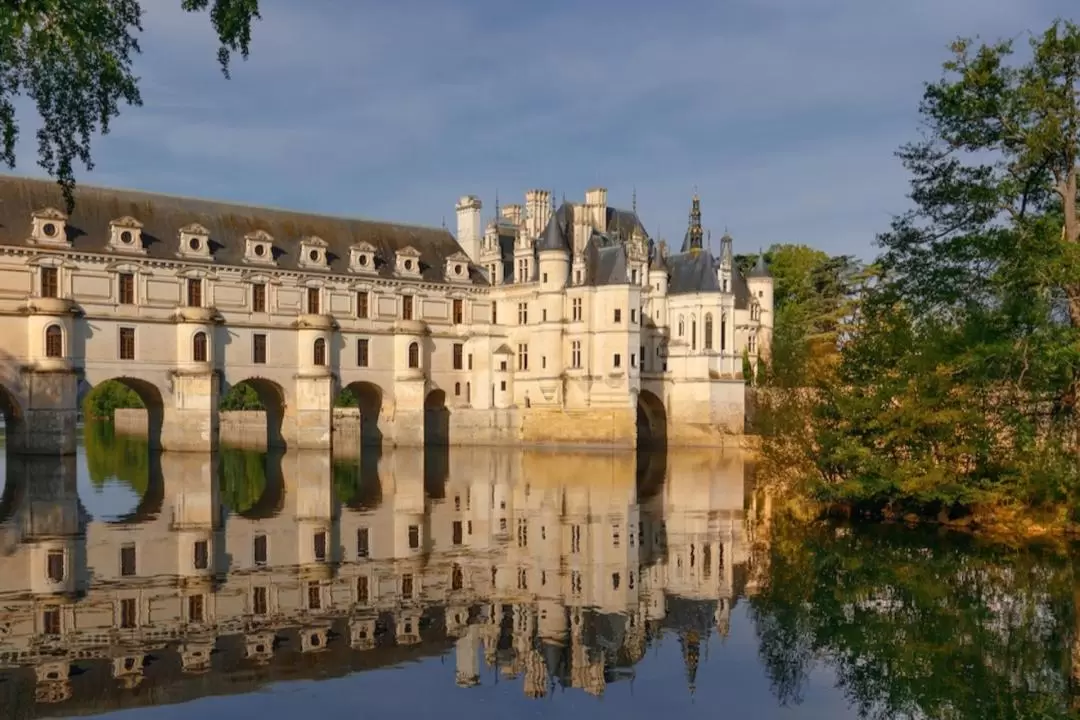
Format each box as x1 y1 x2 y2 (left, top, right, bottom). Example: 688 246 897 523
584 187 607 233
501 203 524 227
455 195 482 263
524 189 551 238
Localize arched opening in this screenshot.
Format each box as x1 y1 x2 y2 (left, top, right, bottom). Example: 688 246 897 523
636 389 668 451
408 342 420 369
219 447 285 520
81 421 164 524
81 378 166 451
333 453 382 512
313 338 327 366
44 324 63 358
336 382 384 449
423 389 450 491
220 378 287 451
192 331 208 362
0 383 25 454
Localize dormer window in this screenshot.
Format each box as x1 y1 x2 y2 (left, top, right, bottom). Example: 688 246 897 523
244 230 276 265
299 235 329 270
350 241 378 274
108 216 146 254
30 207 69 247
395 246 422 277
445 252 471 283
178 223 212 259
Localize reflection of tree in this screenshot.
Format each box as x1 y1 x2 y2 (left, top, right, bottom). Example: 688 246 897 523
333 459 380 509
84 421 149 492
219 448 267 514
749 521 1078 718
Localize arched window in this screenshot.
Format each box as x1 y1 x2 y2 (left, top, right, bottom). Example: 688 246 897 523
44 324 62 358
193 331 208 362
313 338 327 366
704 313 714 350
408 342 420 369
678 316 685 336
691 318 697 351
721 313 728 351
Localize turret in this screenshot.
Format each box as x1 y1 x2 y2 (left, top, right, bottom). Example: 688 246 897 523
717 232 734 293
746 250 774 359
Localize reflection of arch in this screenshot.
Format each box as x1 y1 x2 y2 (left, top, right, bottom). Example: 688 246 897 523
225 378 287 450
108 449 164 525
333 456 382 511
424 390 449 489
220 448 285 519
636 389 667 450
89 378 166 451
344 381 384 449
0 382 24 451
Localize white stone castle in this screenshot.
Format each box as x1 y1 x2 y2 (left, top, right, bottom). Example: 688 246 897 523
0 176 772 453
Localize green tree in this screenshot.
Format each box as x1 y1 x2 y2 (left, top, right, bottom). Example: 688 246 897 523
1 0 261 210
334 387 359 407
84 420 150 491
82 379 144 420
220 382 264 411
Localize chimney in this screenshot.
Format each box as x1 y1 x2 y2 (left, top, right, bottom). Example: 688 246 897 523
501 203 523 227
455 195 482 263
584 187 607 232
524 189 551 237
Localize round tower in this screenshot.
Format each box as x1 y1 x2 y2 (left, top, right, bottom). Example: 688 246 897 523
745 251 774 358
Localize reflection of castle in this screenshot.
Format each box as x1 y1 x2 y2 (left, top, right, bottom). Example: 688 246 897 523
0 448 750 715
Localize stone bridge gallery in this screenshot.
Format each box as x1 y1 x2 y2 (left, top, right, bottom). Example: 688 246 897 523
0 175 772 454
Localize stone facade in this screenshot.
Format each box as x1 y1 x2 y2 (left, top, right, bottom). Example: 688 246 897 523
0 176 772 454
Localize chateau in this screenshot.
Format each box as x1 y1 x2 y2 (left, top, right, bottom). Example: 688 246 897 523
0 175 772 454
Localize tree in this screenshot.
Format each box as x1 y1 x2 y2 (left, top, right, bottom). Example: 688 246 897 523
0 0 261 210
82 379 144 420
220 381 263 411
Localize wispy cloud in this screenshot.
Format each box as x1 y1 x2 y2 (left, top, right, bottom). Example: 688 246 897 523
7 0 1075 258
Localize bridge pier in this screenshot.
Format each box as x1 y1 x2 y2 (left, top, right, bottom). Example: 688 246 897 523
10 369 79 455
280 373 333 451
160 369 219 453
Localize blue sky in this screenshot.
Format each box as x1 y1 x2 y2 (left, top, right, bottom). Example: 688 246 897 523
8 0 1076 260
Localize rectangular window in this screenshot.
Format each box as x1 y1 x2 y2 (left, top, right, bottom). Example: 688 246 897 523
640 345 646 370
188 594 204 623
452 298 464 324
631 309 637 323
40 267 58 298
313 531 327 562
631 353 637 368
452 520 463 545
253 586 268 615
307 287 320 315
186 278 202 307
453 343 463 370
42 607 61 634
357 527 370 558
253 333 267 364
308 581 321 610
120 598 136 629
542 309 547 322
408 525 420 549
614 308 622 323
47 551 64 582
357 291 369 318
402 295 414 320
357 575 369 603
613 526 620 547
614 353 622 368
571 340 582 369
120 544 136 576
119 327 135 360
571 525 581 554
253 534 267 565
517 344 529 371
193 540 208 570
468 353 473 370
401 574 414 599
491 303 498 324
632 268 638 284
119 273 135 304
357 338 369 367
517 302 528 324
252 283 266 312
572 298 582 321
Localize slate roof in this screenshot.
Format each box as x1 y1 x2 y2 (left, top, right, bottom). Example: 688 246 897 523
0 175 484 283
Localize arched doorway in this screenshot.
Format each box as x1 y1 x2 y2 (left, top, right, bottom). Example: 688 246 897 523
220 378 287 450
81 377 166 450
337 382 384 448
637 390 668 450
424 390 449 494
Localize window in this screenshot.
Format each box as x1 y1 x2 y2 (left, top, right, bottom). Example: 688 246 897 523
517 302 528 324
357 338 369 367
254 535 267 565
467 353 473 370
614 353 622 368
452 298 463 324
119 327 135 360
308 581 321 610
357 576 369 603
452 564 464 590
571 341 582 369
705 314 714 350
612 572 621 590
613 526 620 547
253 334 267 364
632 268 638 284
402 573 414 599
252 283 266 312
357 291 369 318
119 273 135 304
307 287 320 314
408 524 420 549
631 309 637 323
253 586 268 615
193 540 208 570
40 267 58 298
454 382 461 396
466 382 471 402
357 527 370 557
631 353 637 368
640 345 646 369
314 531 327 561
692 320 697 350
453 343 463 370
408 342 420 369
543 272 548 283
188 594 205 622
614 308 622 323
192 331 208 362
313 337 326 366
491 303 498 324
517 258 528 282
721 315 727 350
47 550 64 582
571 525 581 553
120 544 136 576
186 278 202 307
517 344 529 371
120 599 136 629
44 325 62 358
43 607 61 635
749 335 757 353
402 295 414 320
452 521 463 545
572 298 582 321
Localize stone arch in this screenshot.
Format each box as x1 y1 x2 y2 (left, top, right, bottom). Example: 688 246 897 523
221 377 288 451
636 389 667 450
78 421 163 524
342 381 384 449
82 377 167 451
424 389 450 491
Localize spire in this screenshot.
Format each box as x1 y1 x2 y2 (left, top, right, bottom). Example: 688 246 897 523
680 629 700 697
682 191 704 252
494 190 500 225
632 186 637 214
748 247 771 278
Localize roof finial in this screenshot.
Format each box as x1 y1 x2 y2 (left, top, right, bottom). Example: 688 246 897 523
441 216 446 229
632 186 637 214
494 189 500 223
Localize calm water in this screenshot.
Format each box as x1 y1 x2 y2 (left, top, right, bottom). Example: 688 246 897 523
0 425 1076 719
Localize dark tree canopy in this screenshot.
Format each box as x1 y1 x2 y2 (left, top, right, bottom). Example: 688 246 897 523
0 0 261 210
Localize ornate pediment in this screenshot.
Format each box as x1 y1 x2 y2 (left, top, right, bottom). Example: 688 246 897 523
395 245 422 276
445 251 471 283
350 241 378 274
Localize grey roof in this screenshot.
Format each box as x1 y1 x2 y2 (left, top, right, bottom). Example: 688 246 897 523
537 203 571 252
585 234 629 286
648 238 670 272
0 175 484 283
667 250 721 295
747 251 771 278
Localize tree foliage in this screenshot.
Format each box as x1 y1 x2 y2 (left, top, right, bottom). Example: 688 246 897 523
0 0 261 210
219 381 264 411
82 379 144 420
